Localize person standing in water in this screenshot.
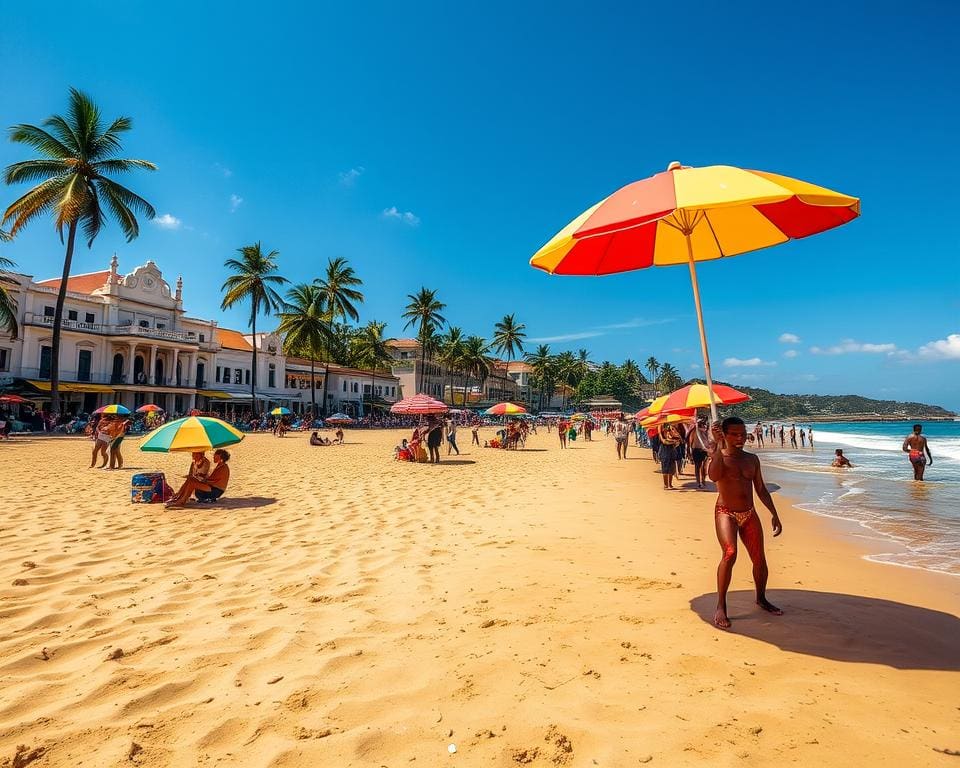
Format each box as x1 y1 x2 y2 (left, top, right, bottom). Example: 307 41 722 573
708 417 783 629
902 424 933 481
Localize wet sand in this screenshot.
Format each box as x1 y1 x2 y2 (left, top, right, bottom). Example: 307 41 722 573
1 428 958 767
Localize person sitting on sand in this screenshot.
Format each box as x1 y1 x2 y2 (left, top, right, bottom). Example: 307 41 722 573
166 450 229 507
831 449 853 468
165 451 210 506
334 427 345 445
708 417 783 629
395 438 412 461
310 431 332 446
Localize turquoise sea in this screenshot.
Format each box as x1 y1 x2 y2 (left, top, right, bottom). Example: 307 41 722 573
753 421 960 577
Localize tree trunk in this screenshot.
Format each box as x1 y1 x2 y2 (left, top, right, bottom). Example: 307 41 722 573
418 332 426 393
321 357 331 417
49 219 78 418
250 304 258 417
369 369 376 418
310 356 316 413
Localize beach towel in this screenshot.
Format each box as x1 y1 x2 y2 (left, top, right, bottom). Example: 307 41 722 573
131 473 172 503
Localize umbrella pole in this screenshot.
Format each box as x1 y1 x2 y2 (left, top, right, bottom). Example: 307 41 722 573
685 233 719 424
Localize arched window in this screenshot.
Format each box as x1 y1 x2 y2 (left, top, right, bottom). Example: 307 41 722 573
134 355 145 384
112 353 124 383
155 358 164 386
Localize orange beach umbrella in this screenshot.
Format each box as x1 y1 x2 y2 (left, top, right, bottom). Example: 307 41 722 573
530 162 859 420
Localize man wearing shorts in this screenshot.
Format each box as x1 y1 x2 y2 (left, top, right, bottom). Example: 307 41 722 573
708 417 783 629
613 415 629 459
688 417 712 489
902 424 933 481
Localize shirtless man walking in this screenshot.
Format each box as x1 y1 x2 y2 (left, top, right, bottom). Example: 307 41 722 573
613 415 630 459
708 417 783 629
902 424 933 481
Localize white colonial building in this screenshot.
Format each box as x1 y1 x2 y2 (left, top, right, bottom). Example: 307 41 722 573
0 255 398 418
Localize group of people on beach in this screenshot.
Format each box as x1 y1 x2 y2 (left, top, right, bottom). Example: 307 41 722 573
165 449 231 508
395 415 466 463
749 422 813 449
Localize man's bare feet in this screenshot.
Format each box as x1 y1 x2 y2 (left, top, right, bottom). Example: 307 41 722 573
757 598 783 615
714 608 731 629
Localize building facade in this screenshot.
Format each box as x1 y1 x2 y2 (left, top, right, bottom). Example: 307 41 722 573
0 256 398 417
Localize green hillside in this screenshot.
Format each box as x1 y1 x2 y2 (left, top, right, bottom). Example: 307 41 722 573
716 385 956 420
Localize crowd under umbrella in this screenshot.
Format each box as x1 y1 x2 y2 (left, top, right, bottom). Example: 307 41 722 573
94 404 131 415
140 416 245 453
270 407 291 417
530 161 860 421
324 413 354 425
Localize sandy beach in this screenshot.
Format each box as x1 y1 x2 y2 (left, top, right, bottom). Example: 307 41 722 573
1 428 958 767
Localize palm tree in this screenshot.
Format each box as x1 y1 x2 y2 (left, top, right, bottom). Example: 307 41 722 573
402 288 446 392
3 88 156 414
461 335 490 406
221 243 287 415
277 284 329 413
658 362 682 393
354 320 393 414
0 253 19 339
554 351 577 410
526 343 552 411
438 326 466 403
645 356 660 394
314 257 364 414
492 313 526 364
573 348 591 385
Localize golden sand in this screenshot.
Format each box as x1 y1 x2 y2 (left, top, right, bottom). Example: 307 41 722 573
0 428 958 767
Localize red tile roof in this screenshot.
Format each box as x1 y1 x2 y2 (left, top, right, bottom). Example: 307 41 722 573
36 271 111 294
387 338 420 349
218 328 253 351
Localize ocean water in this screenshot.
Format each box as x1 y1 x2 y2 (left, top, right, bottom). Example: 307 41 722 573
753 421 960 577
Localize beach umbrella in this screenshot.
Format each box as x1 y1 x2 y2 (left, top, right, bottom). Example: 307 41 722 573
530 162 859 420
136 404 163 413
0 394 28 404
390 393 449 415
270 407 291 416
325 413 354 424
641 412 696 428
140 416 245 453
484 402 528 416
94 404 132 415
647 383 749 417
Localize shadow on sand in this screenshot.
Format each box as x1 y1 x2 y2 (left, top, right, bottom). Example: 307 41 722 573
689 589 960 671
208 496 278 510
436 459 477 467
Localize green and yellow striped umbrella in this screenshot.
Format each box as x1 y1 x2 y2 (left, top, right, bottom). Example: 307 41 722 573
140 416 244 453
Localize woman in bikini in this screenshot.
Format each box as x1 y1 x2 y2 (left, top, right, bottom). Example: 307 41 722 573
166 450 229 507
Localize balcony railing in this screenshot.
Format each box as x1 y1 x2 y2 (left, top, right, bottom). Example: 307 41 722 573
23 313 199 343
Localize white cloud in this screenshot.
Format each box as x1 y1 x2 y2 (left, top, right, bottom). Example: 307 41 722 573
726 373 768 382
724 357 776 367
778 333 801 344
689 363 701 370
917 333 960 360
783 349 799 359
599 317 676 330
339 166 365 186
798 373 819 382
810 339 897 355
215 163 233 178
230 194 244 213
152 213 182 230
528 331 605 343
382 206 420 226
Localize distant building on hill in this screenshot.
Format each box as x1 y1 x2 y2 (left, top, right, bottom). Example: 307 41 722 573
0 255 398 417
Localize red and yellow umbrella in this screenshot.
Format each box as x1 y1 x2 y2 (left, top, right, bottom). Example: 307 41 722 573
485 402 527 416
647 383 749 416
530 162 859 419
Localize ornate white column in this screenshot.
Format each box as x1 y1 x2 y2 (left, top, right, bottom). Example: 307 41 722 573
149 345 158 385
126 342 137 383
185 353 195 388
171 348 180 386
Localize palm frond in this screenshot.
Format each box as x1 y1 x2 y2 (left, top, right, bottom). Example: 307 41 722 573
7 123 75 159
4 159 72 185
67 87 101 156
98 177 139 241
90 116 133 158
92 158 158 175
42 115 83 156
93 177 156 221
2 174 70 235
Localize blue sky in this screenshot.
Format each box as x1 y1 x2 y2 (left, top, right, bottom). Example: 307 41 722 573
2 1 958 408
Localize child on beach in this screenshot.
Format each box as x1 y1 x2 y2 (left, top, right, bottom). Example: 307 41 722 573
708 417 783 629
